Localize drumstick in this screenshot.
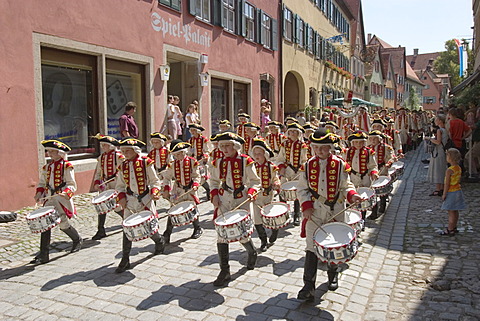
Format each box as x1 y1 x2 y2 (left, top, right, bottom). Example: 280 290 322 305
99 177 116 187
231 190 262 212
175 188 195 200
327 202 359 222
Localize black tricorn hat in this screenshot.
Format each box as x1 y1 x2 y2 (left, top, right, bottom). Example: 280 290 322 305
188 123 205 131
169 139 191 153
310 132 340 145
150 132 168 141
118 138 146 148
251 138 274 158
215 132 245 144
41 140 71 152
286 122 305 133
92 133 119 146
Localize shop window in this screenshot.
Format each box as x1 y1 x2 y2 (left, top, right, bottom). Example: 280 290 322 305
211 78 229 134
234 82 248 123
222 0 235 32
41 47 97 158
106 59 146 141
159 0 181 11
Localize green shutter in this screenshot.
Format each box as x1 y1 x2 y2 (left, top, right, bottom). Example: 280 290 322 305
213 0 224 27
189 0 196 15
257 9 263 45
236 0 244 36
294 14 299 44
282 5 286 38
272 18 278 51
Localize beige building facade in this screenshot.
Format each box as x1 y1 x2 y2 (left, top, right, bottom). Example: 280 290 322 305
282 0 353 118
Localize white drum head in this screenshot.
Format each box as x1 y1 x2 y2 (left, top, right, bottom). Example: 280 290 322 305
262 202 289 217
314 222 355 248
27 206 55 219
215 209 249 226
92 189 117 203
123 211 153 227
388 168 396 175
392 161 404 169
372 176 391 188
357 187 374 198
344 210 362 224
281 181 298 191
168 201 195 215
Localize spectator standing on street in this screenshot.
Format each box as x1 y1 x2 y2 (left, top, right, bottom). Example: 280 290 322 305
119 102 139 138
448 108 471 156
296 111 306 126
465 108 480 177
185 104 200 140
173 96 184 138
426 115 448 196
439 148 466 236
260 100 271 135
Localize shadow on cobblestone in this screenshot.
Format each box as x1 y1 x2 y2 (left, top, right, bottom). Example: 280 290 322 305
238 292 334 320
198 250 275 270
40 263 135 290
137 278 225 311
0 264 37 281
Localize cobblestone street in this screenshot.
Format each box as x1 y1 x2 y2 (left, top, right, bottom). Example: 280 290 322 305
0 146 479 320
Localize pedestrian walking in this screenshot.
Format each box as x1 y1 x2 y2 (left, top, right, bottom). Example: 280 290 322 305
439 148 467 236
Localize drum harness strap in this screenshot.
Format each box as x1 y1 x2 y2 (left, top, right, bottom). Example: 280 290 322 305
125 158 150 202
220 157 245 199
305 162 340 211
288 164 300 173
46 160 66 195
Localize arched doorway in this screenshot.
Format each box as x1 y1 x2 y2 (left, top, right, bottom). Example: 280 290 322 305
284 71 304 118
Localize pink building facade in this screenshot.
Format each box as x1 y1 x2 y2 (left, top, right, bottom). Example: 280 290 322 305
0 0 280 210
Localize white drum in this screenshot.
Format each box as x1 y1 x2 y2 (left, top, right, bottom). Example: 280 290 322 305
123 211 159 242
91 189 118 215
356 187 377 211
261 202 290 229
313 222 358 265
371 176 393 196
280 181 298 201
344 209 364 236
388 167 397 182
26 206 61 234
391 161 405 179
214 209 253 243
168 201 198 226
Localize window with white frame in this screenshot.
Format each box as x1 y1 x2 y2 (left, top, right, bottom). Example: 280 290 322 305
192 0 210 22
284 7 293 41
307 26 314 54
222 0 235 32
245 2 255 41
261 13 272 49
160 0 181 11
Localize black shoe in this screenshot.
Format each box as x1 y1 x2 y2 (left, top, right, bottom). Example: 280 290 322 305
327 270 339 291
30 255 49 265
259 241 268 252
213 269 231 286
70 237 83 253
269 229 279 244
191 228 203 239
368 205 379 220
115 257 131 273
152 234 166 255
242 240 258 270
92 230 107 240
293 215 301 226
297 287 315 301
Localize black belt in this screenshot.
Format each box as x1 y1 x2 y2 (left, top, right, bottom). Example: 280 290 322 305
158 165 167 172
309 188 340 211
288 164 300 173
126 187 150 202
47 182 66 195
177 181 193 191
221 181 245 199
350 169 367 179
378 162 385 169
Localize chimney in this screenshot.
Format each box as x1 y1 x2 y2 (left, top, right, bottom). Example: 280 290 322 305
367 33 372 43
413 48 419 56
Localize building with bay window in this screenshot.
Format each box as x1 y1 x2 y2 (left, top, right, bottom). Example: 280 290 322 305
0 0 279 210
282 0 353 118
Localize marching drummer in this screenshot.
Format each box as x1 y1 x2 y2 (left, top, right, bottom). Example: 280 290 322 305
345 131 379 221
302 123 317 159
277 123 309 226
368 130 396 218
209 132 261 287
265 121 286 157
91 134 125 240
297 131 362 300
209 133 225 163
188 123 211 199
115 138 165 273
218 119 232 133
31 140 83 264
161 140 203 243
385 118 403 157
243 122 261 156
147 132 170 179
236 113 250 139
251 139 281 251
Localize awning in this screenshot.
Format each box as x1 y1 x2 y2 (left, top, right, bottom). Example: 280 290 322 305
451 69 480 95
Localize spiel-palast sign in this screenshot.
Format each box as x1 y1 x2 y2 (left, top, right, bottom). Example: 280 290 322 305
151 12 212 48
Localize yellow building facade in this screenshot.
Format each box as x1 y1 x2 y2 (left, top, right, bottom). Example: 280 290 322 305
282 0 354 118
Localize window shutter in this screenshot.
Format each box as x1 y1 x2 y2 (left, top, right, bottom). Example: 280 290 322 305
282 5 286 38
189 0 196 15
213 0 224 27
293 14 299 44
257 9 264 45
271 18 278 51
304 23 309 49
237 0 245 36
